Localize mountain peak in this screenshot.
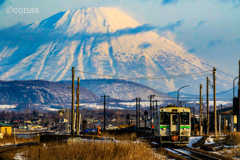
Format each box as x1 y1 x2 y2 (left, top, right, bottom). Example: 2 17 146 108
0 7 232 93
30 7 140 35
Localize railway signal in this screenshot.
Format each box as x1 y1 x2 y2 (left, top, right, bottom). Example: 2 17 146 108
58 110 64 116
148 95 155 132
97 126 101 137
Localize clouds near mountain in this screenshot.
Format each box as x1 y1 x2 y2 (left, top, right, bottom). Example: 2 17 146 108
0 7 233 93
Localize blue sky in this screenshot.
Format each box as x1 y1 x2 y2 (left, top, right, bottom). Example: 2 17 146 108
0 0 240 77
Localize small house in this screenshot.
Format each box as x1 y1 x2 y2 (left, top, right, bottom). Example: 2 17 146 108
0 122 12 135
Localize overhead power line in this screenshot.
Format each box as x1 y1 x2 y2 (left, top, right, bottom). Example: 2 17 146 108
74 70 212 80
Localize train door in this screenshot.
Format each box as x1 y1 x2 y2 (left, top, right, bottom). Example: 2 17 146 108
171 114 179 134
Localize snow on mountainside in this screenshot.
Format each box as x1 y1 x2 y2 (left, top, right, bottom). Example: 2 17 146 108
0 79 169 104
74 79 170 101
0 7 233 93
0 80 99 104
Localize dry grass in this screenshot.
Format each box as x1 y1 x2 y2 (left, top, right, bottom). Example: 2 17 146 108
229 132 240 145
0 134 39 145
219 148 240 158
213 132 240 159
21 141 165 160
101 132 137 141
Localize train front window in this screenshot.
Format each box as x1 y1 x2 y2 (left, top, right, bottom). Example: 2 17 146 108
160 112 169 125
180 112 189 125
172 115 178 125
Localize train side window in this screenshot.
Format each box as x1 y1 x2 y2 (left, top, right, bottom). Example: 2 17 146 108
160 112 169 125
172 115 178 125
180 112 189 125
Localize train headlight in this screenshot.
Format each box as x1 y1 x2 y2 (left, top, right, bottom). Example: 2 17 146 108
171 136 178 141
184 128 187 130
163 128 166 130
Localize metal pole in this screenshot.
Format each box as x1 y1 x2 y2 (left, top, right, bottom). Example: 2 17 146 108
76 77 80 136
213 67 217 138
136 98 138 130
177 85 190 106
238 61 240 132
14 128 16 145
71 67 75 136
194 108 195 136
200 84 202 136
233 76 239 98
207 77 209 135
67 108 69 134
219 115 221 136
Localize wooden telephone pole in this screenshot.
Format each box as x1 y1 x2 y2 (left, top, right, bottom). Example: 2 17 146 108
133 98 139 130
199 84 202 136
238 61 240 131
138 97 141 130
71 67 75 136
213 67 217 138
207 77 209 135
76 77 80 136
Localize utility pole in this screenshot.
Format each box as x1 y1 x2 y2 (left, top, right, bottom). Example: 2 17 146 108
71 67 74 136
153 100 158 122
207 77 209 135
213 67 217 138
76 77 80 136
101 95 109 131
238 61 240 131
155 100 158 111
144 110 148 133
133 98 139 130
199 84 202 136
138 97 141 130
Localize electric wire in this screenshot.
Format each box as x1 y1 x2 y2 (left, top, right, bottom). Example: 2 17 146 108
74 69 213 80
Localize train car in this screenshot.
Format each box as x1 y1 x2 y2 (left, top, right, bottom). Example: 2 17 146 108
154 105 191 145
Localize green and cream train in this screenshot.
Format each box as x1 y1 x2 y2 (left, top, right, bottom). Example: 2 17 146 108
154 105 191 145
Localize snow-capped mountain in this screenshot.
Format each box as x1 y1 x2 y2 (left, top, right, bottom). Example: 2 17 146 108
0 7 233 93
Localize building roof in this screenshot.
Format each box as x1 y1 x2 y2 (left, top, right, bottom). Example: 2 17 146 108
0 122 12 127
210 106 233 115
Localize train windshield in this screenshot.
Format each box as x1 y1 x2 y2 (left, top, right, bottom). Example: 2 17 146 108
180 112 189 125
160 112 170 125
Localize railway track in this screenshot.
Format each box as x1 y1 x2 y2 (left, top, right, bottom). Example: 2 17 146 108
0 145 17 152
0 142 39 153
148 138 231 160
165 147 222 160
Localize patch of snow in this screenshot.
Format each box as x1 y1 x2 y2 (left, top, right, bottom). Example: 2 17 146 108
0 105 16 109
224 145 239 149
187 136 203 147
165 148 182 155
14 152 25 160
204 136 215 145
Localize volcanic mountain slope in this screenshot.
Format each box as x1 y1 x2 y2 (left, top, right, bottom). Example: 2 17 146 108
0 80 99 104
0 7 233 93
74 79 170 101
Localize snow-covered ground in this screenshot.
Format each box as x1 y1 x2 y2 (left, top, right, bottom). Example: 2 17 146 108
187 136 203 147
0 105 16 110
204 136 215 145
